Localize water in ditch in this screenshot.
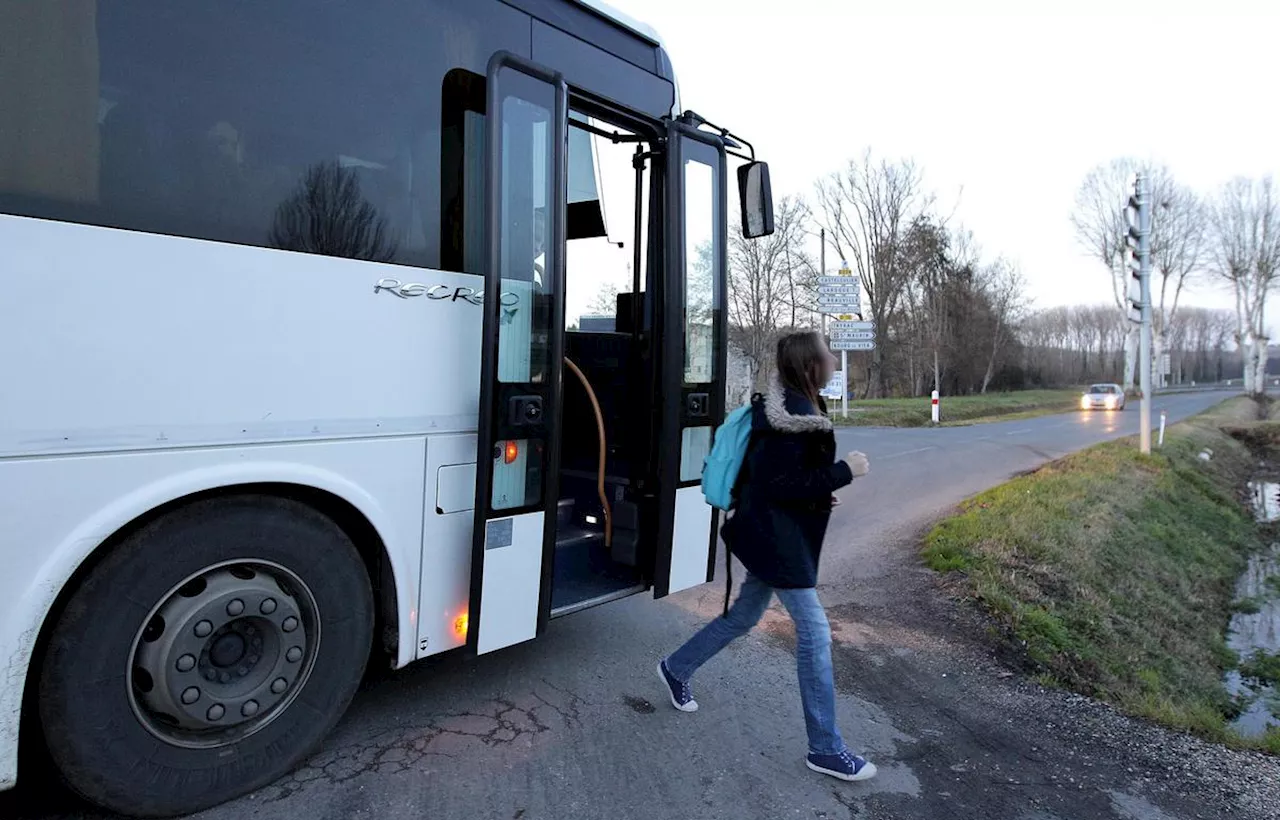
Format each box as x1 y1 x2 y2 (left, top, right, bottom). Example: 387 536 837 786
1223 482 1280 737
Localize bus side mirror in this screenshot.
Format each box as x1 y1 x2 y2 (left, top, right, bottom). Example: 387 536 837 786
737 161 774 239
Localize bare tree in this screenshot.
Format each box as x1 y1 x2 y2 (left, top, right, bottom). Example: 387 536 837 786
270 161 398 262
1070 160 1205 390
816 151 931 396
1071 159 1139 386
1208 176 1280 395
897 216 951 393
1148 179 1206 387
978 259 1028 393
1209 309 1237 383
727 196 814 388
585 280 620 315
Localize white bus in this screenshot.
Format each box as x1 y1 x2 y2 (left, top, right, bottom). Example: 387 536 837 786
0 1 774 816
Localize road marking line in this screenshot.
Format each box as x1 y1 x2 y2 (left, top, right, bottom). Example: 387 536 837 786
879 446 939 460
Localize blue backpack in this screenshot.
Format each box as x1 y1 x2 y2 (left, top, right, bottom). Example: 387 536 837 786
702 403 755 511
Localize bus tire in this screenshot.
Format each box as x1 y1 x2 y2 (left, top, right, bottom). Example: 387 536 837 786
38 495 374 818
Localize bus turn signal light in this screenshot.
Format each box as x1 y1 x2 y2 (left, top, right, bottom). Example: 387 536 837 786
503 441 518 464
453 612 469 640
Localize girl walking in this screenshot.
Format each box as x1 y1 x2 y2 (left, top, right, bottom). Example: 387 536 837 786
657 330 875 782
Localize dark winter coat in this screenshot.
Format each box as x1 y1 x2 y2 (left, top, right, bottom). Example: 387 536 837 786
721 376 854 589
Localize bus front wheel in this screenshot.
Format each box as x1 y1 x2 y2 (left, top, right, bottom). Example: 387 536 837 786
38 495 374 818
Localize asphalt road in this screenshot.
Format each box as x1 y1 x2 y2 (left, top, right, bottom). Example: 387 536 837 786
11 390 1276 820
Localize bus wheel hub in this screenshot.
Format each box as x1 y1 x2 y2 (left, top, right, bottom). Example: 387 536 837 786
127 560 321 748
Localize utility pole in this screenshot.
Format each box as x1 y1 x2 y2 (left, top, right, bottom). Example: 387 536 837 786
819 228 827 337
839 260 852 419
1124 173 1153 454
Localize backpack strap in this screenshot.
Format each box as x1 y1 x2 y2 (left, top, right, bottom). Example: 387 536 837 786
721 396 763 618
723 533 732 618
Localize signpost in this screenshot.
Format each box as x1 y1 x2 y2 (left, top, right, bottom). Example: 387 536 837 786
817 261 871 418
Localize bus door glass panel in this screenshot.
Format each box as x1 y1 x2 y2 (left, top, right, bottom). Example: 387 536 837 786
654 127 726 598
680 155 717 481
469 55 566 656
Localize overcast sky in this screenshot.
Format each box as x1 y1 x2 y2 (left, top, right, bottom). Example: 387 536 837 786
604 0 1279 320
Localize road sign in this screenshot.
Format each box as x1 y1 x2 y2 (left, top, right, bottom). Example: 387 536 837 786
818 295 860 308
818 275 858 286
828 320 874 331
820 371 844 399
831 330 874 341
831 340 876 351
818 284 860 295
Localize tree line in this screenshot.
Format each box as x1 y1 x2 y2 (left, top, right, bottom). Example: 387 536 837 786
1018 305 1240 388
727 150 1279 398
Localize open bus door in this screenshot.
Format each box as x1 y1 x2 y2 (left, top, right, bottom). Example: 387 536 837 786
468 53 569 655
653 121 728 598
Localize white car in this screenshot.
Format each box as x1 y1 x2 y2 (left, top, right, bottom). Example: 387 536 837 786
1081 383 1127 411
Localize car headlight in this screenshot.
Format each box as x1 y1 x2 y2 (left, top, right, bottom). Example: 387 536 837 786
1105 397 1117 408
1081 396 1091 408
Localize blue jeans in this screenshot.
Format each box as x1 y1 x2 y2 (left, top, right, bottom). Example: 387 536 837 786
664 573 845 756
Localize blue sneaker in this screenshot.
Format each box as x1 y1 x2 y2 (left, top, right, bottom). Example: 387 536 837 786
656 660 698 712
806 750 877 782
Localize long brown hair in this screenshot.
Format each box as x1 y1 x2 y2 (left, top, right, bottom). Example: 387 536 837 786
776 330 828 410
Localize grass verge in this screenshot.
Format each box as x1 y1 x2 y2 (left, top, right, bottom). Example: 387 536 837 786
833 389 1083 427
922 397 1280 753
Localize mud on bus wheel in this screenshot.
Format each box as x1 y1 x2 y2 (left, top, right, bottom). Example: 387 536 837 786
38 495 374 818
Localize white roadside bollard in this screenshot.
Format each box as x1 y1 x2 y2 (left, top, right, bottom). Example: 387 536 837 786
1158 410 1166 448
931 390 940 425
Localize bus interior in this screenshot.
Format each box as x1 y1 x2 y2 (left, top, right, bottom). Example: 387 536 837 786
547 111 655 615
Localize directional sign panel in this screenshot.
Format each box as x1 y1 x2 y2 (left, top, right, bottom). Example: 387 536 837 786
828 320 874 331
818 295 860 307
831 340 876 351
820 371 844 399
818 284 860 295
818 275 858 286
831 330 875 341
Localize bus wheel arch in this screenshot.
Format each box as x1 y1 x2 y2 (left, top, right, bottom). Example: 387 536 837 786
20 484 398 815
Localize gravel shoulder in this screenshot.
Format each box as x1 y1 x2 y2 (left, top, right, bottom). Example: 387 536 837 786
794 527 1280 820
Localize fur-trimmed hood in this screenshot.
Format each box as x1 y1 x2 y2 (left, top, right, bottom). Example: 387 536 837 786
761 375 834 434
727 375 849 591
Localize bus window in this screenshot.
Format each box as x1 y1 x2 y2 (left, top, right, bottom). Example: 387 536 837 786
0 1 530 271
440 69 486 275
683 158 717 384
565 116 647 333
679 150 720 481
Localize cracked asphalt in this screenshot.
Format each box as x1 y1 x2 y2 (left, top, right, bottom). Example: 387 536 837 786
9 390 1280 820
